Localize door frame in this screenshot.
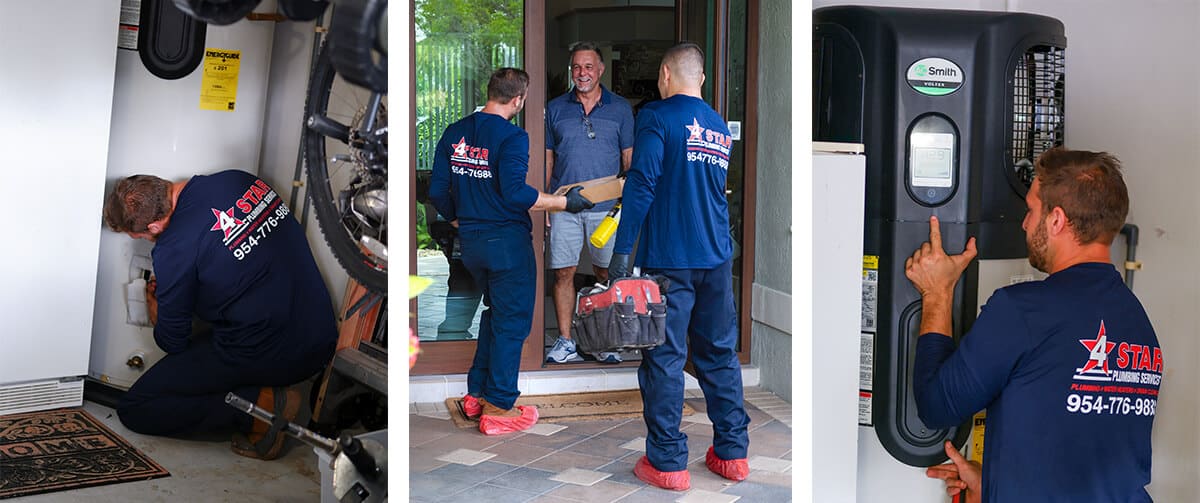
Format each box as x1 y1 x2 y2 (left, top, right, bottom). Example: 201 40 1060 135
677 0 759 364
409 0 758 374
739 0 760 365
409 1 547 376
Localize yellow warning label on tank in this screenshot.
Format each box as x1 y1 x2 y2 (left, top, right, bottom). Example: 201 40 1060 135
863 255 879 270
200 48 241 112
970 410 986 464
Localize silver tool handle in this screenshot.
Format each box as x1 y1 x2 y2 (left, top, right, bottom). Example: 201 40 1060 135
224 392 339 454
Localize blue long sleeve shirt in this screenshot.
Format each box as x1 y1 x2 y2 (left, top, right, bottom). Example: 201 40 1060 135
151 170 337 364
429 112 539 232
612 94 733 269
914 263 1160 502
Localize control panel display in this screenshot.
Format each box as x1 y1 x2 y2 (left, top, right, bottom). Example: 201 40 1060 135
910 132 954 188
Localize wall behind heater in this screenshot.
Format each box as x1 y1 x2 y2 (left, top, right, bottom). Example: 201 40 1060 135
0 0 121 414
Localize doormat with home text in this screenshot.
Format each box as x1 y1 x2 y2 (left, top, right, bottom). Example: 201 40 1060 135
445 389 694 429
0 408 169 499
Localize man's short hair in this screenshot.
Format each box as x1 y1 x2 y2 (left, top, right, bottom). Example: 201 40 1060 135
568 41 604 64
487 67 529 104
1034 147 1130 245
103 175 173 233
662 42 705 83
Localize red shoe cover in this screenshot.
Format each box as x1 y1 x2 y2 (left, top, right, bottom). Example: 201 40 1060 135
633 455 690 491
478 405 539 435
462 395 482 418
705 446 749 481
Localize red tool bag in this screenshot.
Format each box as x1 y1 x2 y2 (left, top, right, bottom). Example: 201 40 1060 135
572 276 667 353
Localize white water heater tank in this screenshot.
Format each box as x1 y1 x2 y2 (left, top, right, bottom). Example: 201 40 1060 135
89 0 278 389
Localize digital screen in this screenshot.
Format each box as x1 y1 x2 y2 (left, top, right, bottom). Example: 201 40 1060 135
909 130 954 189
912 147 952 180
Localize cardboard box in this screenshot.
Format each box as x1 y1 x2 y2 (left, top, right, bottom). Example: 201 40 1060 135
551 175 624 211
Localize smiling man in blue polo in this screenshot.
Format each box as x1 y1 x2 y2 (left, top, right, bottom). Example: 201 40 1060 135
544 41 635 365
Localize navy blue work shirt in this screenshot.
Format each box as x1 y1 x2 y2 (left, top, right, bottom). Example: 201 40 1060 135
914 263 1160 502
151 170 337 364
612 94 734 269
545 85 634 213
429 111 539 233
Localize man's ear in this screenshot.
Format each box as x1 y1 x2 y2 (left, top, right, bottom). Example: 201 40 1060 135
1047 206 1069 235
147 221 163 234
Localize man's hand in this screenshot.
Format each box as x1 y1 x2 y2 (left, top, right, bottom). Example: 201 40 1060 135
926 441 981 503
608 253 631 280
564 186 595 213
145 278 159 326
905 216 977 299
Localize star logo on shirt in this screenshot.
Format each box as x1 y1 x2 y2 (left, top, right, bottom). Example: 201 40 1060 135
452 137 469 157
1077 320 1115 375
210 207 243 240
686 118 705 142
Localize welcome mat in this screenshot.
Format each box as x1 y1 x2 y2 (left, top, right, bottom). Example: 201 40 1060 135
445 389 694 429
0 408 170 499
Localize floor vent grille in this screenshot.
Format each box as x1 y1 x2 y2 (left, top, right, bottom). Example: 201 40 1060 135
0 378 85 416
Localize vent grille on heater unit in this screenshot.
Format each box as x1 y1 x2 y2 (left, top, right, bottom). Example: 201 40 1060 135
1010 45 1065 194
0 378 85 416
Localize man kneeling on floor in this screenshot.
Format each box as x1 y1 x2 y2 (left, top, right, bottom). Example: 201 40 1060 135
103 171 337 460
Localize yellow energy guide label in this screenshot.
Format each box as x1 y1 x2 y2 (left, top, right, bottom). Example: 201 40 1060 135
200 48 241 111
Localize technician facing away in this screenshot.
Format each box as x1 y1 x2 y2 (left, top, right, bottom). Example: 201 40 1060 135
103 171 337 460
906 148 1161 502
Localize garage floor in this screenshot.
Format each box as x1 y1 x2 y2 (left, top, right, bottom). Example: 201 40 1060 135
9 400 322 502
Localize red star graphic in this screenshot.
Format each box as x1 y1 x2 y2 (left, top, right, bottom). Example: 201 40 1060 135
686 118 705 142
452 137 468 157
1078 321 1115 374
210 207 244 240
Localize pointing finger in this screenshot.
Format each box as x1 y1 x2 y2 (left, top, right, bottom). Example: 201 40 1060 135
943 441 970 470
929 216 943 251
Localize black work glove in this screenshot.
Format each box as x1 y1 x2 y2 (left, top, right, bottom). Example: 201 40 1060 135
608 253 631 280
564 186 595 213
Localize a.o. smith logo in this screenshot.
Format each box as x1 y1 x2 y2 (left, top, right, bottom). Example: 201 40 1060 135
906 57 964 96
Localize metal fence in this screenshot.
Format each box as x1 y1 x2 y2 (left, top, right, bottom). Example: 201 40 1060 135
415 38 521 172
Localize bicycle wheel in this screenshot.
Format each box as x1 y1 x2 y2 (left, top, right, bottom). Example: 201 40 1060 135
303 39 388 293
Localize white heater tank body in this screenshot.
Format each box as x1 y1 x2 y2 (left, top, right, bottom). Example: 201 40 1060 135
90 1 277 389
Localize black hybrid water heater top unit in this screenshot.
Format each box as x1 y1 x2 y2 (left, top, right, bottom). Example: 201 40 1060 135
813 6 1066 466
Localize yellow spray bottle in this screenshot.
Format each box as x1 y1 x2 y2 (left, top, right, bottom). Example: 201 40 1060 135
589 201 621 248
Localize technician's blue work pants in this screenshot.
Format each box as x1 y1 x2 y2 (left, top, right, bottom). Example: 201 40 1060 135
117 334 330 436
640 260 750 471
460 224 536 410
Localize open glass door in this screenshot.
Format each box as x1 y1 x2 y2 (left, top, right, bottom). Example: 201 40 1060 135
539 1 677 369
410 0 545 375
677 0 756 361
409 0 755 374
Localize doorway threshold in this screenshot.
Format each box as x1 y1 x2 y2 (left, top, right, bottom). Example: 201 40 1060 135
410 365 760 404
